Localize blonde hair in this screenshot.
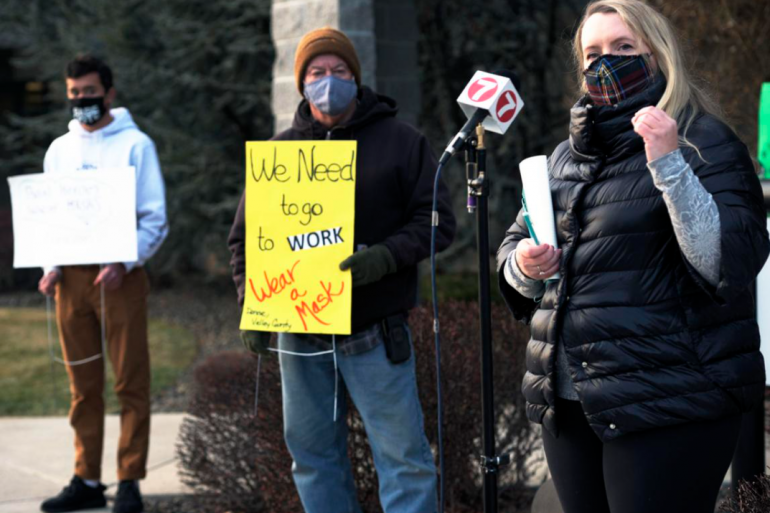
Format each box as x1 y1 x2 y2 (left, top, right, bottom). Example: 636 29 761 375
573 0 725 154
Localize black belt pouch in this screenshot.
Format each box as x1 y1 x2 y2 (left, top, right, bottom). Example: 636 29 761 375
381 314 411 364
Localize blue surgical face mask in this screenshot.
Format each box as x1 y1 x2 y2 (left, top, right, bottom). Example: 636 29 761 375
303 76 358 116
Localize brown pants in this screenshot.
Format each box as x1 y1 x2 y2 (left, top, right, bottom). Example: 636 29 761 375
55 266 151 481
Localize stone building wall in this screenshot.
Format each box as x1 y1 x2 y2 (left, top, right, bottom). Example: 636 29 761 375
270 0 419 132
372 0 420 127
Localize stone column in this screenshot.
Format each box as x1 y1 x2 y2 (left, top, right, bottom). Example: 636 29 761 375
372 0 420 127
270 0 420 132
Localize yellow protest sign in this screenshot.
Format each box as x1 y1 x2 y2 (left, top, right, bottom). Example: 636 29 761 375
239 141 356 335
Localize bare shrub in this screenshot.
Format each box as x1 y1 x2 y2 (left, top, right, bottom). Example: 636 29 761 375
177 301 535 513
719 473 770 513
416 301 541 511
176 347 300 513
349 301 538 512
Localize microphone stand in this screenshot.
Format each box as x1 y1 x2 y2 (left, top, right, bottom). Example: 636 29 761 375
465 124 509 513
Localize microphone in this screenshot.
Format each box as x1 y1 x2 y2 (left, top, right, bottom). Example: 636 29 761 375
439 69 523 165
439 109 488 166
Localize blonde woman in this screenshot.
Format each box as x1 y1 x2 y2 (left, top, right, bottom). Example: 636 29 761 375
497 1 769 512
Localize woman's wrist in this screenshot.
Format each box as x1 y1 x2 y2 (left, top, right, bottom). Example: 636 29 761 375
511 250 538 283
648 148 687 190
504 250 544 300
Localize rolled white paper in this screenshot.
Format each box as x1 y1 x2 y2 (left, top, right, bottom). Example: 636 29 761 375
758 218 770 385
519 155 560 281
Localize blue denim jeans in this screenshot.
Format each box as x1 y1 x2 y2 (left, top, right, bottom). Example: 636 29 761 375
278 329 437 513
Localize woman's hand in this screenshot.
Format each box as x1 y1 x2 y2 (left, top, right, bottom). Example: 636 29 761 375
515 238 562 280
632 106 679 162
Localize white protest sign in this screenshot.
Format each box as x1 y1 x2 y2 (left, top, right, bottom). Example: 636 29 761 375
758 218 770 385
8 168 138 268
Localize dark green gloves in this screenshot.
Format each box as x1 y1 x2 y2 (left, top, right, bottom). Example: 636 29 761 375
240 330 273 356
339 244 397 287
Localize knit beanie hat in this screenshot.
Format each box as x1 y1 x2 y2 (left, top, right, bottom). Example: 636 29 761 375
294 27 361 95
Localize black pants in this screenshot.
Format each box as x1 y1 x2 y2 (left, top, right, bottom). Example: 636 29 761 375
542 398 741 513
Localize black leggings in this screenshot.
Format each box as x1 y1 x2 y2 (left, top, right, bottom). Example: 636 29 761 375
542 398 741 513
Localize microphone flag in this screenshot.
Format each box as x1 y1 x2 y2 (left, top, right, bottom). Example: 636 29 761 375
456 70 524 135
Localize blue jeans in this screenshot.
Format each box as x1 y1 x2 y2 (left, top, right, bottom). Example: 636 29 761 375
278 329 437 513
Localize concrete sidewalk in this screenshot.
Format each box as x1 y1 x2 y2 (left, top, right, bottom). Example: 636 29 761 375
0 414 191 513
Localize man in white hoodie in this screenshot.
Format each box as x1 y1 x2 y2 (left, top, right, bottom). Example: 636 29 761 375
38 55 168 513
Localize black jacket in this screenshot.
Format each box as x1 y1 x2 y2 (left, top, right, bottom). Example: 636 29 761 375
229 87 456 332
497 79 769 442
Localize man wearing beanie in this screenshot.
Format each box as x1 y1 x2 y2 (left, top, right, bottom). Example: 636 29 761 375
228 27 455 513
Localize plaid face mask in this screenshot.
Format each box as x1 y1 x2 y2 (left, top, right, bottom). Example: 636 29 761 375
583 54 653 106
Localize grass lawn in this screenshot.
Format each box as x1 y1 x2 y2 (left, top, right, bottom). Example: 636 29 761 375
0 307 198 416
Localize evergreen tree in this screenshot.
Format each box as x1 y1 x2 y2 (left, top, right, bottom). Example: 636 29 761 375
0 0 274 282
414 0 589 260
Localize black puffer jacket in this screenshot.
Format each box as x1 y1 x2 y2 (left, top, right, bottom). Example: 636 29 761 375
497 79 769 442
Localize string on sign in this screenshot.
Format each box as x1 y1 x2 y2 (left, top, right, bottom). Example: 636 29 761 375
252 334 340 422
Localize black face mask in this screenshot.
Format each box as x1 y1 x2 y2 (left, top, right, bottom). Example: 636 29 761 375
70 97 107 125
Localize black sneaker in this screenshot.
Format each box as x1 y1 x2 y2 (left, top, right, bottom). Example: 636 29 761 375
40 475 106 512
113 480 144 513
